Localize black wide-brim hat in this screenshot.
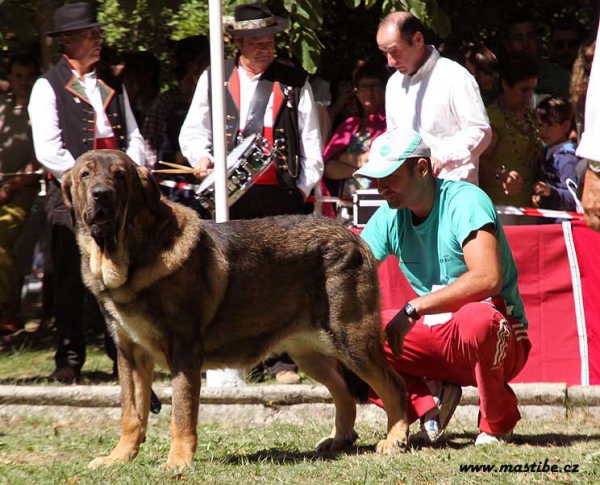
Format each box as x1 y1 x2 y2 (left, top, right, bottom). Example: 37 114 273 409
46 2 109 37
225 2 287 38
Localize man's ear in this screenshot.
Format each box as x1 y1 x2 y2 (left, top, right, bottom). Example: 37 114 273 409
61 169 76 225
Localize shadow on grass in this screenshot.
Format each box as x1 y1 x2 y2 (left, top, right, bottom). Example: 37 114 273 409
445 431 600 448
224 444 376 465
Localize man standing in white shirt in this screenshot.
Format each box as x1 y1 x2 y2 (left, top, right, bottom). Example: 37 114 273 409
179 2 323 384
376 12 491 185
28 3 144 383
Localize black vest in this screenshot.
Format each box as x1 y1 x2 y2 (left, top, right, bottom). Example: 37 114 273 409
218 58 307 189
42 56 128 159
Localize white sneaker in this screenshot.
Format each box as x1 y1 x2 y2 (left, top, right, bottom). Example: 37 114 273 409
475 430 513 445
415 381 462 443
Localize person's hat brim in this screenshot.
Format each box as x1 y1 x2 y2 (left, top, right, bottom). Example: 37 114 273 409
354 129 431 179
225 16 286 37
46 21 109 38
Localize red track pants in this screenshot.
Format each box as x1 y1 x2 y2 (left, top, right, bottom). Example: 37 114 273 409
370 301 531 435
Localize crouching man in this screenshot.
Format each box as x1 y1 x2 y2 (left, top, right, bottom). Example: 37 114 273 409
356 128 531 445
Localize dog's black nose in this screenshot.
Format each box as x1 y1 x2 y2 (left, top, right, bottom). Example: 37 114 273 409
91 186 111 201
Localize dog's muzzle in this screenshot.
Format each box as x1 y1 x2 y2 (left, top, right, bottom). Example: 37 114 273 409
86 184 117 239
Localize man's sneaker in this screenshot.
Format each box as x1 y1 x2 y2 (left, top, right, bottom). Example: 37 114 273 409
475 430 513 446
415 380 462 443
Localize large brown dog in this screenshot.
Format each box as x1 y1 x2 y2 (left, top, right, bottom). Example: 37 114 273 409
61 149 408 469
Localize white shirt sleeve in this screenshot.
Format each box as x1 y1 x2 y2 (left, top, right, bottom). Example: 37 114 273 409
28 78 76 181
576 21 600 161
179 70 214 166
438 70 491 168
122 87 145 166
296 81 324 197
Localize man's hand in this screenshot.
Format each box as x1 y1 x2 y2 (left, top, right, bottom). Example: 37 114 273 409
533 181 551 198
193 157 213 179
385 310 416 358
498 169 523 195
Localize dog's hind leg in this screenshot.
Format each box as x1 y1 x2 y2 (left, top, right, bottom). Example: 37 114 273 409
290 352 359 453
339 337 409 455
89 343 154 468
163 345 203 470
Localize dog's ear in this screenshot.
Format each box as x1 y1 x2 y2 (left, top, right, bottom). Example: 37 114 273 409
135 166 167 219
61 169 76 225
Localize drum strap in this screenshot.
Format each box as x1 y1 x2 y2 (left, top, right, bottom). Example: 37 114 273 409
242 77 273 137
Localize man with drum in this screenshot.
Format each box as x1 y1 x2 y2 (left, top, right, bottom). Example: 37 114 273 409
179 2 323 383
179 2 323 220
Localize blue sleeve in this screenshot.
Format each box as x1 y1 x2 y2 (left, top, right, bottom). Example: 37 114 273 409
540 153 579 211
360 206 392 262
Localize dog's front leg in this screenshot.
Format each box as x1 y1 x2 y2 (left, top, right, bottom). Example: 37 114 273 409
164 345 203 470
89 342 154 468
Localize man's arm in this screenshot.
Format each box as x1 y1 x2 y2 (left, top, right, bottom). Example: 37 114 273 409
122 87 145 166
434 69 492 173
296 81 324 199
28 78 76 180
409 224 501 316
179 71 214 170
385 224 502 357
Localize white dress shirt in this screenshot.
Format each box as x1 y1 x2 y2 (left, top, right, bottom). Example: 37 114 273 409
28 67 145 181
576 21 600 162
179 63 324 198
385 46 491 185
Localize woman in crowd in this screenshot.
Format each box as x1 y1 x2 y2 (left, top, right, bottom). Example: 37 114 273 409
480 53 545 224
321 62 388 225
456 42 500 105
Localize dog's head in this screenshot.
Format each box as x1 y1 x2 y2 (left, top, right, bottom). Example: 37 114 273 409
61 150 164 245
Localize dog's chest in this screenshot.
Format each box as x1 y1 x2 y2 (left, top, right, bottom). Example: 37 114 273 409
105 300 167 362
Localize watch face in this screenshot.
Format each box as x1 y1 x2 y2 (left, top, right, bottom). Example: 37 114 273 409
589 160 600 174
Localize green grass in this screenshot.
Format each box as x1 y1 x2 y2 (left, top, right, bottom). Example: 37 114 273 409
2 341 600 483
1 409 600 484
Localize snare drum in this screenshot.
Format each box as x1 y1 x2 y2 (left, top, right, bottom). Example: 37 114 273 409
195 134 271 214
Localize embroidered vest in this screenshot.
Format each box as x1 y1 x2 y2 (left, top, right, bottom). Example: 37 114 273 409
42 56 128 159
216 58 306 189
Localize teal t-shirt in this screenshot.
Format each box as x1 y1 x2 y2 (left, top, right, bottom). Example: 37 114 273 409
361 178 528 327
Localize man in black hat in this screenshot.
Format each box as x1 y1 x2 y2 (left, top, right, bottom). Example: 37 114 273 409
179 2 324 384
28 2 144 383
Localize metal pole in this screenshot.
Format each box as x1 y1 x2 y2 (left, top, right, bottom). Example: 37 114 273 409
205 0 245 387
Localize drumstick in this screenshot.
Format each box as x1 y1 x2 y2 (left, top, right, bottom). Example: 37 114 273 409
151 168 198 174
158 161 196 170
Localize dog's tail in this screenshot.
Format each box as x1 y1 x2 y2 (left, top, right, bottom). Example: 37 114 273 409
341 365 371 403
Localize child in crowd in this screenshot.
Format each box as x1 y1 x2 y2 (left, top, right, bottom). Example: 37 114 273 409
532 96 580 211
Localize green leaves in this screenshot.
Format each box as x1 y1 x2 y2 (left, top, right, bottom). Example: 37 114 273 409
382 0 452 38
284 0 323 30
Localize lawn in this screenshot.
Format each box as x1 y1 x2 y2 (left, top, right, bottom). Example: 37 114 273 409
1 340 600 484
1 406 600 484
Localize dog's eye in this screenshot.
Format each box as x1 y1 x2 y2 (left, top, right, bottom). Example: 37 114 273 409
80 170 90 179
114 170 126 181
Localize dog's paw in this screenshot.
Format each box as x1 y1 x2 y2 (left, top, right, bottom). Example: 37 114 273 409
375 437 407 455
88 455 126 469
316 430 359 453
161 453 194 470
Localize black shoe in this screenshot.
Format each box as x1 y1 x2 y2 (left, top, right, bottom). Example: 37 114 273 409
49 366 80 384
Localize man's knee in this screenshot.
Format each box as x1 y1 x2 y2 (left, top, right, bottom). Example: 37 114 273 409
455 302 508 350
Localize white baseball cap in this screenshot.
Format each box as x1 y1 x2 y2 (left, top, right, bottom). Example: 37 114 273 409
354 128 431 178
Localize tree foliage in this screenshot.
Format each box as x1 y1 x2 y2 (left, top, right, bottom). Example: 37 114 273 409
0 0 597 80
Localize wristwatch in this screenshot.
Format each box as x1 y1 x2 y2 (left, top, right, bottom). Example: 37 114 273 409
403 302 420 320
588 160 600 174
